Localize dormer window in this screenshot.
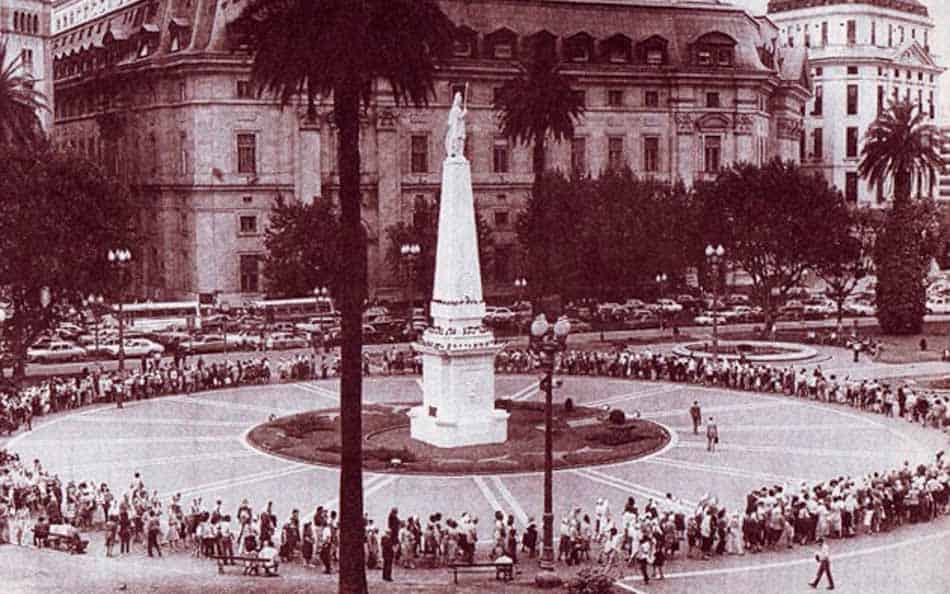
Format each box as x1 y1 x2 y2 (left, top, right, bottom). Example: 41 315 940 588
603 34 632 64
485 28 517 60
524 30 556 63
452 26 477 58
565 33 593 63
638 35 669 66
646 50 663 65
692 32 736 68
698 50 712 66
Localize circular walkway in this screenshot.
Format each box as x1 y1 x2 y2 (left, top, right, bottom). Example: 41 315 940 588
5 372 950 593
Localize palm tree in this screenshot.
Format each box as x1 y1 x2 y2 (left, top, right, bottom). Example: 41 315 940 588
859 99 941 206
238 2 453 592
493 56 585 176
859 99 941 335
0 40 47 147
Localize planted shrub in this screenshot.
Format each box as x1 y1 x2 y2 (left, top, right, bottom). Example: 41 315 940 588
608 408 626 425
567 567 615 594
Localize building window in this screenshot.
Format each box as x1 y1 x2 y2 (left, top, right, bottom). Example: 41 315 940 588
571 137 586 175
492 41 512 59
813 128 823 159
815 67 823 77
888 24 893 47
608 137 624 171
607 89 624 108
812 85 822 116
643 136 659 173
871 21 876 46
845 172 858 203
821 22 828 46
572 90 585 107
646 50 664 65
846 85 858 115
644 90 659 108
239 215 258 234
239 255 262 292
493 210 509 227
453 39 473 57
236 80 251 98
236 133 257 174
846 20 857 46
930 92 935 118
178 81 186 102
878 85 884 115
846 127 858 158
410 135 428 173
704 136 721 173
697 50 712 66
706 92 721 108
492 138 509 173
178 132 188 175
847 66 858 76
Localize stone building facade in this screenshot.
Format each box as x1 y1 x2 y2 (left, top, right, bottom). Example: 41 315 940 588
768 0 943 206
1 0 53 131
50 0 809 304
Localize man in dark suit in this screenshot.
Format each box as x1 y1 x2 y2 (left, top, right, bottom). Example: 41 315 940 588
689 401 702 434
381 529 395 582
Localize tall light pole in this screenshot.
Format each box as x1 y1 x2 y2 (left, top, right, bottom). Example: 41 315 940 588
529 314 571 588
655 272 668 333
514 277 527 337
705 244 725 364
83 294 104 357
108 248 132 373
313 286 329 353
400 242 421 337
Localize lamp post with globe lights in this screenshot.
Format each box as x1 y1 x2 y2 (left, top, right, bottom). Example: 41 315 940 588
655 272 669 332
705 244 725 364
513 277 528 337
83 294 105 356
401 242 421 337
108 248 132 372
529 314 571 588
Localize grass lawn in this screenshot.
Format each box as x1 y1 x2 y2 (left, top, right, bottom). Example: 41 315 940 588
247 402 669 474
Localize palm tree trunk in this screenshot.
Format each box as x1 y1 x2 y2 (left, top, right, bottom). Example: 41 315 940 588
894 169 912 207
532 137 546 176
335 82 368 594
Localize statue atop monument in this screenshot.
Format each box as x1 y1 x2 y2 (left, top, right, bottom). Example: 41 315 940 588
445 91 467 159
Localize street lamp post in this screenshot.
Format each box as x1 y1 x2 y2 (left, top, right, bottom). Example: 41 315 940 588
514 277 527 338
529 314 571 588
656 273 668 333
83 294 104 356
108 248 132 373
705 244 725 364
400 243 421 337
313 286 329 354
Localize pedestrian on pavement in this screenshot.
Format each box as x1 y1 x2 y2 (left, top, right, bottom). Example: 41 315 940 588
706 417 719 452
146 511 162 557
809 537 835 590
689 401 702 435
852 341 861 363
381 529 395 582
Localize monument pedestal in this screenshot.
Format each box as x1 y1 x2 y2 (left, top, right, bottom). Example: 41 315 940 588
409 339 508 448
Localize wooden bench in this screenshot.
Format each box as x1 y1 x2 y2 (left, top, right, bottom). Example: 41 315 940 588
46 524 88 554
448 561 514 584
209 555 278 577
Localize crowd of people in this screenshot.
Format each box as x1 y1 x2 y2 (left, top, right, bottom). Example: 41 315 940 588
0 342 949 585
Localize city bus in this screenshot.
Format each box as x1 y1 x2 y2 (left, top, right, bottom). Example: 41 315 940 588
113 301 212 332
248 297 337 324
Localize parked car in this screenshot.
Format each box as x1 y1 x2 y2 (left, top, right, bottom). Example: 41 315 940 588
623 299 647 310
728 305 763 323
563 318 593 333
693 311 727 326
726 294 751 306
485 307 516 324
778 300 805 320
227 331 262 349
803 297 836 319
926 297 950 315
181 334 228 354
101 338 165 359
27 340 87 363
675 294 702 310
269 332 309 350
843 300 875 317
651 299 684 313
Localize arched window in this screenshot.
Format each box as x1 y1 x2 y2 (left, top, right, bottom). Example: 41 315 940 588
484 28 518 60
637 35 668 66
602 34 632 64
452 25 478 58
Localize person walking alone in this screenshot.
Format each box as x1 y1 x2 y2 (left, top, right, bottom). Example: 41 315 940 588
381 529 395 582
809 538 835 590
146 512 162 558
689 401 702 435
706 417 719 452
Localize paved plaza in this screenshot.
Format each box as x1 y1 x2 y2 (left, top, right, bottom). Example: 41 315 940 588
2 350 949 593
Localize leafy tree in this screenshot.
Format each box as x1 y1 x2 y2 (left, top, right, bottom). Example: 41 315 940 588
383 196 493 308
873 200 940 334
0 39 46 147
262 197 343 298
239 1 453 591
814 209 883 328
0 143 136 380
696 160 853 332
859 100 942 334
493 56 585 176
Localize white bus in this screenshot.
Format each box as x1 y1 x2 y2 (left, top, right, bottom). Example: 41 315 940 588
249 297 337 323
113 301 212 333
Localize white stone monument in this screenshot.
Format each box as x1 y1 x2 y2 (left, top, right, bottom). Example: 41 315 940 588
408 91 509 448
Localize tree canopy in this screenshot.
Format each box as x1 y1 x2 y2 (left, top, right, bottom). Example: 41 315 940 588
0 143 136 379
696 159 853 330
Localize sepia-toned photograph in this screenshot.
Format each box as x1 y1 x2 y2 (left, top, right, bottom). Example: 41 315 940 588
1 0 949 592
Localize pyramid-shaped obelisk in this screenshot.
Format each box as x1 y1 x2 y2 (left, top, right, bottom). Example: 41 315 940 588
408 92 508 447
